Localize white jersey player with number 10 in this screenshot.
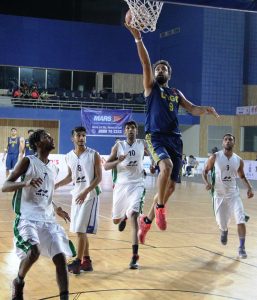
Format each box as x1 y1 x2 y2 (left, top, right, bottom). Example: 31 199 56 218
104 121 153 270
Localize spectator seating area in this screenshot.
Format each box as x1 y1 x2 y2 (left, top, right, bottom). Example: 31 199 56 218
49 89 145 104
11 89 146 112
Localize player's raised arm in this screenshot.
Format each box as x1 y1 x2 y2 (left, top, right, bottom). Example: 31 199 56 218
124 15 154 96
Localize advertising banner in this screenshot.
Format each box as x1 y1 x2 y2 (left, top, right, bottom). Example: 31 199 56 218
81 108 132 137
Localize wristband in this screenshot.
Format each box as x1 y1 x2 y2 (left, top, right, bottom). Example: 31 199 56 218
135 38 142 43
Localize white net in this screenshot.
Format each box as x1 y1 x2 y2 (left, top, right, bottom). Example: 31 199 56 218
124 0 164 33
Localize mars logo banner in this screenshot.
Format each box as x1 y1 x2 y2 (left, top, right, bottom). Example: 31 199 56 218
81 108 132 136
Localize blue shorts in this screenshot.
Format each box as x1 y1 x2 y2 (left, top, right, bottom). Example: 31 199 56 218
145 133 182 182
6 153 19 170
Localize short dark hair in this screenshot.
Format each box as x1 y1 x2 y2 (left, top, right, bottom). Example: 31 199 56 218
124 120 138 129
28 129 34 134
29 129 46 152
11 127 17 131
223 133 235 142
152 60 172 76
71 126 86 136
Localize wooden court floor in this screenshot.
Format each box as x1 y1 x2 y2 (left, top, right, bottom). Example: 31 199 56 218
1 174 257 300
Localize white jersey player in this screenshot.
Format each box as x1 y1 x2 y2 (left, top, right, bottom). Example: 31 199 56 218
104 121 151 269
114 138 145 185
65 147 101 234
2 129 73 300
55 126 102 275
203 133 254 259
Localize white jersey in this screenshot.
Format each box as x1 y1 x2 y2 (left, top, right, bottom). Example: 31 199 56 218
213 150 241 196
114 139 145 185
66 147 100 200
12 155 58 222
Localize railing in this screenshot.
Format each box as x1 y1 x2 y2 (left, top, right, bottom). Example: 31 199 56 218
11 97 146 113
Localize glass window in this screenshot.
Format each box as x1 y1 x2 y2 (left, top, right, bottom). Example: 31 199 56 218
240 126 257 152
137 123 145 139
103 73 113 92
208 125 232 153
47 69 71 90
20 67 46 90
0 66 18 89
73 71 96 92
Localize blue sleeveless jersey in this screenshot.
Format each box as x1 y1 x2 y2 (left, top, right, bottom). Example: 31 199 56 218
7 137 20 154
145 82 181 136
25 139 34 156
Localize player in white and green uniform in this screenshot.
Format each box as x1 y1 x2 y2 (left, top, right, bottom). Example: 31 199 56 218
104 121 149 269
55 126 102 275
2 129 74 300
203 133 254 259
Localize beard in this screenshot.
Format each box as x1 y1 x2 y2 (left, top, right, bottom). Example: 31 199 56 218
46 143 55 151
224 145 232 151
156 75 168 85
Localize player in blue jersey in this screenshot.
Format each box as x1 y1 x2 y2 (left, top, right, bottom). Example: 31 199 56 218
2 128 21 178
125 23 219 244
20 129 35 157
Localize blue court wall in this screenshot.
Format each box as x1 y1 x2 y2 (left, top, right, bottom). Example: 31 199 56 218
201 9 245 114
244 13 257 84
1 9 257 120
157 5 204 105
0 14 158 74
157 5 246 115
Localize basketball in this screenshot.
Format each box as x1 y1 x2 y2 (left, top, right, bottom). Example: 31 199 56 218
125 9 132 25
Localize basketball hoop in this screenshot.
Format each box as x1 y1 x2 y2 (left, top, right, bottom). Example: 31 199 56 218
124 0 164 33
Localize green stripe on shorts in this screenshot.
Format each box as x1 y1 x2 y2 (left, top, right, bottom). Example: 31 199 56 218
13 215 33 254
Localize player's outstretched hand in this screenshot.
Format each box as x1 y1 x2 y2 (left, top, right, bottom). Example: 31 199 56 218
124 22 141 40
205 106 219 118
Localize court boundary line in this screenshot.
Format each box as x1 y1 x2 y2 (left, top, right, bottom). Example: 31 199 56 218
38 287 244 300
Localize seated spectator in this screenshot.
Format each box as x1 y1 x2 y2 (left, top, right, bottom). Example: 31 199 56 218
40 90 49 100
20 81 30 98
91 86 97 98
184 155 199 177
13 89 22 98
182 154 187 174
31 88 40 99
99 89 108 99
8 78 17 95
